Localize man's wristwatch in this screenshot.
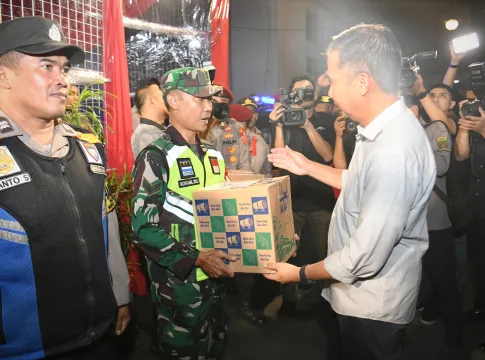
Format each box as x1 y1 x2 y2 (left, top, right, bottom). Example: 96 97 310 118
449 64 459 69
417 90 428 100
299 265 315 285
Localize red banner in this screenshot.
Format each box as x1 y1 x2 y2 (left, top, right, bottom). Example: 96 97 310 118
103 0 134 173
211 0 230 89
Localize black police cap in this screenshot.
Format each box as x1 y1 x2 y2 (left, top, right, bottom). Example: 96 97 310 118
0 16 85 64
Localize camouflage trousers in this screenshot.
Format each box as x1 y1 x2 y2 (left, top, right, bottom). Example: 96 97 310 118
151 280 228 360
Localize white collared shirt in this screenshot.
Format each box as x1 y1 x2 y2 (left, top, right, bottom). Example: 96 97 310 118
322 98 436 324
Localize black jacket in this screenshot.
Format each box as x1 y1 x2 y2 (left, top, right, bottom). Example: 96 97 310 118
0 136 116 359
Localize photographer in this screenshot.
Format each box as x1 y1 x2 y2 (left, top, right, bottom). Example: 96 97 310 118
454 103 485 322
333 112 356 170
410 74 456 134
269 73 336 315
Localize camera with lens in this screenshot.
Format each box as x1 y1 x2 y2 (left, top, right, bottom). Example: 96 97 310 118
462 62 485 117
212 101 229 120
400 51 437 91
343 116 358 135
278 88 314 126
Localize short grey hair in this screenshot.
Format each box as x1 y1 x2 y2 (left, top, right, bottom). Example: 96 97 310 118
327 24 402 95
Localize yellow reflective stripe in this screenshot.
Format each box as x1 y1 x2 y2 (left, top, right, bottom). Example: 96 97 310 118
171 223 179 240
195 230 209 281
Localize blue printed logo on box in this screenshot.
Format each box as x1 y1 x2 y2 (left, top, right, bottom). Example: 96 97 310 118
238 215 255 232
195 200 210 216
280 188 289 213
251 197 269 214
226 232 242 249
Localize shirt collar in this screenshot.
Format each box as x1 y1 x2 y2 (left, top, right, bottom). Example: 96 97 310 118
357 97 405 141
165 125 207 154
140 117 166 132
0 108 79 139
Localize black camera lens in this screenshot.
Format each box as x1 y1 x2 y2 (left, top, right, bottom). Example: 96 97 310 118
212 102 229 120
289 111 299 121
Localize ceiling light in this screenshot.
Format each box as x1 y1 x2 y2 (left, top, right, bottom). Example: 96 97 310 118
454 80 460 83
445 19 459 31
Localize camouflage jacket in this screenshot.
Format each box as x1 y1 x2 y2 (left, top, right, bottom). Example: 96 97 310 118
132 126 225 305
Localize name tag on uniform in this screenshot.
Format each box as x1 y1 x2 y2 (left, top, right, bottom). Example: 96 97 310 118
78 140 104 165
90 164 107 176
0 173 31 191
178 177 200 188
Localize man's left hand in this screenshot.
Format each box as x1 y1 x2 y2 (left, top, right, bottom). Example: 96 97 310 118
410 74 426 96
263 262 300 283
116 305 131 336
458 107 485 136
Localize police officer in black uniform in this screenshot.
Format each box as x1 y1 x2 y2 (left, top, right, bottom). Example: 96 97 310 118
0 17 117 359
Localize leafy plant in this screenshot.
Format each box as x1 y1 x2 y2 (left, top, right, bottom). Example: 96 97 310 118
62 83 113 143
107 167 134 256
63 84 132 258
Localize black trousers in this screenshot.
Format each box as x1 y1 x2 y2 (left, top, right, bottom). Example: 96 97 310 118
48 333 116 360
422 228 462 329
468 218 485 309
337 314 405 360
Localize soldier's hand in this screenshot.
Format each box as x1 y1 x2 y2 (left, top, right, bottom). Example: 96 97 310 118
195 250 236 278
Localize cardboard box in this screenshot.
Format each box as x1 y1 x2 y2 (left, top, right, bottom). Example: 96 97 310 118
227 170 265 182
193 176 296 273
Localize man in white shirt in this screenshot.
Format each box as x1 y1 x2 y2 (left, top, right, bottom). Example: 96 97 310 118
265 24 436 360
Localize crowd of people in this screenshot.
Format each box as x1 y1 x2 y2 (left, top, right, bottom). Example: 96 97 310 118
1 13 485 360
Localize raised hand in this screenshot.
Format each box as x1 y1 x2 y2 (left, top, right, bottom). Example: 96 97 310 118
267 146 311 176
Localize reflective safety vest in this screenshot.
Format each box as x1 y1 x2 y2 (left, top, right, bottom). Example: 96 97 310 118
159 139 225 282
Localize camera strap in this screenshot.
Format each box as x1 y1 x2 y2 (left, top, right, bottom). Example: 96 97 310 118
432 184 452 207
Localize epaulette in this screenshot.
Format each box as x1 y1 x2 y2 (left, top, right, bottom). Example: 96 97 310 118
77 132 102 144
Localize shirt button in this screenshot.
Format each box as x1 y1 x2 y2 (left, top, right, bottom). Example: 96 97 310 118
478 179 481 182
481 165 484 168
476 193 480 196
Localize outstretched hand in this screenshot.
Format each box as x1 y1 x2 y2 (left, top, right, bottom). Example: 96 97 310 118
263 262 300 284
267 146 310 176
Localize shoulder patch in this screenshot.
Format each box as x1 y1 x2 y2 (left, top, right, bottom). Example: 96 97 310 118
436 136 451 152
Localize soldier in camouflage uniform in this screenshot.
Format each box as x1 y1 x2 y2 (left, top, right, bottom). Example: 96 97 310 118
132 67 236 360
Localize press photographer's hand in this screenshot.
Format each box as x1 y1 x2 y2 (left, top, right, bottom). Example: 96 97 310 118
458 106 485 136
450 41 464 65
334 116 346 138
410 74 426 96
269 103 284 123
300 118 313 130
